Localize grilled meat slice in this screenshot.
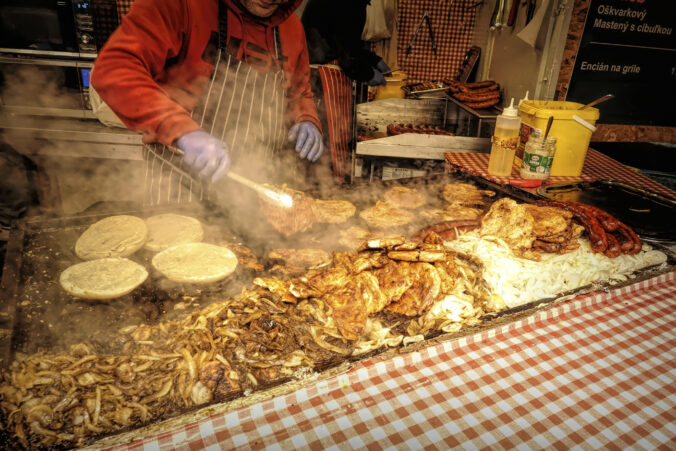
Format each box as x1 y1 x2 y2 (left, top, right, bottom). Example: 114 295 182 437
420 204 484 223
312 199 356 224
523 204 571 238
383 186 426 209
386 262 442 316
219 242 263 271
259 184 315 236
373 260 415 303
359 201 415 229
480 198 538 261
268 248 331 276
442 183 495 207
339 226 377 250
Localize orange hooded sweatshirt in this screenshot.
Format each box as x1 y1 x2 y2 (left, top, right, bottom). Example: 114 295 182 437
91 0 319 146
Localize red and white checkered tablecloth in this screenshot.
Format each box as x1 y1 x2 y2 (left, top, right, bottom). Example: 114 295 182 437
106 271 676 450
445 148 676 198
397 0 475 83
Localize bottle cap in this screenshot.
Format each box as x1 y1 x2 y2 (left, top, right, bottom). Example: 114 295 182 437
502 98 519 117
518 90 530 107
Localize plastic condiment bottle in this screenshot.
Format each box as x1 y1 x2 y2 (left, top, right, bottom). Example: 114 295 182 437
487 98 521 176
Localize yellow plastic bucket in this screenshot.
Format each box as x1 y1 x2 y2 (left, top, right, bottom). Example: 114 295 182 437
518 101 599 177
375 70 407 100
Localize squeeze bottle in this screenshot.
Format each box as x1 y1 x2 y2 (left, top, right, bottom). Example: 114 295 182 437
487 98 520 176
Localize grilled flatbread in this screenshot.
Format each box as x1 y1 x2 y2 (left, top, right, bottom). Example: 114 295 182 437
152 242 238 284
312 199 356 223
60 258 148 300
383 186 426 209
144 214 204 252
75 215 148 260
359 201 414 229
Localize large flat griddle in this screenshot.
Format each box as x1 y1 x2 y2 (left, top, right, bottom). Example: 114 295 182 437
1 173 674 449
537 179 676 244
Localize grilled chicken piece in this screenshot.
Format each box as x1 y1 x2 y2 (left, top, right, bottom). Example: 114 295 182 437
442 183 495 207
387 250 447 262
359 201 415 229
219 242 263 271
269 248 331 271
358 235 406 251
386 262 442 316
383 186 426 209
253 278 298 304
312 199 356 224
420 204 484 222
259 184 315 236
480 198 539 261
374 261 416 303
339 226 377 250
523 204 571 238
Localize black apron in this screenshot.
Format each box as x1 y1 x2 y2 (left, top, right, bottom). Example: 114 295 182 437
143 3 288 207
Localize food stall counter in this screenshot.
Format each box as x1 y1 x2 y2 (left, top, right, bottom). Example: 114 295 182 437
92 271 676 450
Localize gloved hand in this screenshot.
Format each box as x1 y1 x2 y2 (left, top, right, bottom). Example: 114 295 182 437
175 130 231 183
376 58 391 75
288 121 323 162
367 68 386 86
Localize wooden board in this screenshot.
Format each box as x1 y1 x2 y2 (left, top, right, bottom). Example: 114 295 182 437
356 134 491 160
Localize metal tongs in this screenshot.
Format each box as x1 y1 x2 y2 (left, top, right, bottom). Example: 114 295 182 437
226 172 293 208
406 11 438 58
168 146 293 208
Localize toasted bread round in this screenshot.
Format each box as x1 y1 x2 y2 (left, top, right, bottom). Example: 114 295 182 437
152 242 238 284
75 215 148 260
144 214 204 252
60 258 148 300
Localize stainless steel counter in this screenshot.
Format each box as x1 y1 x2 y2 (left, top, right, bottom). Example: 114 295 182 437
0 113 143 160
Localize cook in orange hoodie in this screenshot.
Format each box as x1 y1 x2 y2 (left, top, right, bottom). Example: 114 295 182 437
92 0 322 183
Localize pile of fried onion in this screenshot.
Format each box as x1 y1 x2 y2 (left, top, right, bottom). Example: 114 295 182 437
0 236 497 449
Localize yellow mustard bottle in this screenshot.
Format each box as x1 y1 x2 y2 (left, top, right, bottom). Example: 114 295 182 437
487 98 521 176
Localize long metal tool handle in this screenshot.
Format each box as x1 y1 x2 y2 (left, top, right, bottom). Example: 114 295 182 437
224 171 293 208
168 145 292 208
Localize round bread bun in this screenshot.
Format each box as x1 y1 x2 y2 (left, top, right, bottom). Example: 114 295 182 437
152 242 238 284
75 215 148 260
144 213 204 252
60 258 148 300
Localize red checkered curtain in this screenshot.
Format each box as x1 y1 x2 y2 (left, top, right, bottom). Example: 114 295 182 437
318 65 353 180
397 0 475 83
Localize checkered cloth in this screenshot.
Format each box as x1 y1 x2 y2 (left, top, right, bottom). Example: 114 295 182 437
397 0 475 83
92 0 120 51
115 0 134 22
106 271 676 450
318 65 353 180
445 148 676 197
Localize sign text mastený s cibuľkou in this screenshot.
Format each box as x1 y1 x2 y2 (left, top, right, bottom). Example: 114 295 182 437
593 4 672 35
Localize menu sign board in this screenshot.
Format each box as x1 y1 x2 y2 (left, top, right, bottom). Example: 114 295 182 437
566 0 675 126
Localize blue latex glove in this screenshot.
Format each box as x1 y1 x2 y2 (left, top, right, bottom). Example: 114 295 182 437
376 58 391 75
367 68 386 86
175 130 231 183
288 121 323 162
